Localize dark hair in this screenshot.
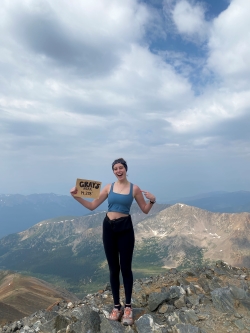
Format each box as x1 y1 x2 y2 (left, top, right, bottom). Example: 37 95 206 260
112 158 128 171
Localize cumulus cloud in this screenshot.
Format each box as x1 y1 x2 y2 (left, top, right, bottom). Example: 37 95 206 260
1 0 150 76
0 0 250 198
207 0 250 88
171 0 209 40
163 0 210 42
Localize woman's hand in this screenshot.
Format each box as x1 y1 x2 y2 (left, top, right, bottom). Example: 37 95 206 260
141 190 156 202
70 186 78 196
134 186 156 214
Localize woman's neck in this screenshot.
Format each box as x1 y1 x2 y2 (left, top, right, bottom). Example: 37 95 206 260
116 179 129 185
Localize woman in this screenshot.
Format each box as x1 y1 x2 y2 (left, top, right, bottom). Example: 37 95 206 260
70 158 156 326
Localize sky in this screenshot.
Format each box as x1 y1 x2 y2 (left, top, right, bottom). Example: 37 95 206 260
1 0 250 201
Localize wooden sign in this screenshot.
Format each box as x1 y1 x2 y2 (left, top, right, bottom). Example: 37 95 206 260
74 178 102 199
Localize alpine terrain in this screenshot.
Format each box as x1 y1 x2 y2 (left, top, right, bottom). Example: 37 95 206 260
1 261 250 333
0 203 249 297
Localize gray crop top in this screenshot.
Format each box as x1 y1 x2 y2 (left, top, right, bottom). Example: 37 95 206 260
108 182 134 214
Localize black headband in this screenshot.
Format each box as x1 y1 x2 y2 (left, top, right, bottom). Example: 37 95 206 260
112 159 128 171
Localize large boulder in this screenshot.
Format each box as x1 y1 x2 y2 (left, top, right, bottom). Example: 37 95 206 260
135 314 164 333
148 292 170 311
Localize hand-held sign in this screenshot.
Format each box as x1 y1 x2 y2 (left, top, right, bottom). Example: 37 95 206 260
71 179 102 199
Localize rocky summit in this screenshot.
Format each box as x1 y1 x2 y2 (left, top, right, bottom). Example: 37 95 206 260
1 261 250 333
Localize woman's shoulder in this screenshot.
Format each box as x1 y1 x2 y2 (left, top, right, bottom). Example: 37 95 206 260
102 183 112 192
132 184 141 193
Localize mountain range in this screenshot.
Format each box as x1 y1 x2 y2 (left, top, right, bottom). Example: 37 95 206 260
168 190 250 213
0 203 249 298
1 190 250 239
0 193 98 238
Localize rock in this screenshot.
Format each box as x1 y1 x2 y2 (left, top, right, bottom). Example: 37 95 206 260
67 302 74 309
124 326 136 332
148 292 170 311
184 270 197 277
20 326 34 333
227 285 250 310
229 285 248 299
100 317 126 333
172 323 200 333
133 308 146 321
197 278 210 293
186 286 193 296
191 284 204 295
197 313 209 321
208 277 222 291
39 317 57 332
135 314 164 333
103 282 111 291
133 282 142 293
240 299 250 310
234 319 245 330
198 294 211 305
166 313 181 327
169 286 186 300
2 263 250 333
211 288 235 313
131 294 147 308
142 278 153 284
177 278 189 286
71 306 101 332
158 304 169 314
179 310 199 325
186 295 199 307
54 315 71 332
174 296 186 309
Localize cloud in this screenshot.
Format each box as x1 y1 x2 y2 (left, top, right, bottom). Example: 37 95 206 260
1 0 152 77
158 0 250 144
207 0 250 88
164 0 210 41
164 88 250 133
0 34 194 159
0 0 250 198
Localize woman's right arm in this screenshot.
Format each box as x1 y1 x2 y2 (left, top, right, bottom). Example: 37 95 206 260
70 184 110 211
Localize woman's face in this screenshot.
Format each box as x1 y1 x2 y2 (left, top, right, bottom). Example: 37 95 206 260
113 163 127 180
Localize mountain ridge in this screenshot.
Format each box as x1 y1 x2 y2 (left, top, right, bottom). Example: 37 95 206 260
134 203 250 268
0 270 79 325
1 190 250 238
0 203 249 297
168 190 250 213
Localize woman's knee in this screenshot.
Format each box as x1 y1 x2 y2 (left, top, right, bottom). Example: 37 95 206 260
121 267 133 278
110 267 120 277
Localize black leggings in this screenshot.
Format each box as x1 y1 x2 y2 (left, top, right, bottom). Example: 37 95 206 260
102 215 135 305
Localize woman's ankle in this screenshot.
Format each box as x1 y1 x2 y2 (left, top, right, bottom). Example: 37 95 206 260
114 304 121 311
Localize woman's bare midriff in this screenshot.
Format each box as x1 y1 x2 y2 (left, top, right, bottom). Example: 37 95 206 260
107 212 129 220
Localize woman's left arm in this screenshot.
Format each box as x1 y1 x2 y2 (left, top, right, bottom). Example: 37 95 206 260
134 185 156 214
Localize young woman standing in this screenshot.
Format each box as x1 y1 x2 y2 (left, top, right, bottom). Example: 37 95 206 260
70 158 156 326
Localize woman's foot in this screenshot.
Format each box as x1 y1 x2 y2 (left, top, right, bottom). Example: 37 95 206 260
122 307 134 326
109 308 123 321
